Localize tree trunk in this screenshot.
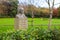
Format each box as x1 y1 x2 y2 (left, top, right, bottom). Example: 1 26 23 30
48 8 53 30
31 11 34 27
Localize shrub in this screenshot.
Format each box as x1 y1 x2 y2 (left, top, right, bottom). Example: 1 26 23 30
0 28 60 40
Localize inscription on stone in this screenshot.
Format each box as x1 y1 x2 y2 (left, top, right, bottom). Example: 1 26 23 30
14 8 28 30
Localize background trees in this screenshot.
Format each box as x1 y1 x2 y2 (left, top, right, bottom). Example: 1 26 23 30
0 0 18 17
7 0 18 17
0 0 60 18
58 6 60 18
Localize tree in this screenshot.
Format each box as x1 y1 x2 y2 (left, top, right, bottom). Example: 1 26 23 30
28 0 35 27
45 0 55 29
58 6 60 18
7 0 19 17
53 8 58 18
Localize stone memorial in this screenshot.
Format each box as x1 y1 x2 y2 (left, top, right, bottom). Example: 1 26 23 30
14 8 28 30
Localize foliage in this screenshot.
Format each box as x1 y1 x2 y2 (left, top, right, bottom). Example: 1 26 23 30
0 27 60 40
0 3 60 18
0 0 18 18
25 5 50 18
7 0 18 17
0 17 60 40
58 6 60 18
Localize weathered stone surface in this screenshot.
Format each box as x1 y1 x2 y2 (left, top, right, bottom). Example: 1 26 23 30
14 8 28 30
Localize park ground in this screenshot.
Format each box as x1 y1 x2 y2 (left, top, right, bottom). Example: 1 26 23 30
0 18 60 33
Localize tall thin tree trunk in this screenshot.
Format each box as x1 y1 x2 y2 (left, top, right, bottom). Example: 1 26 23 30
48 0 54 30
31 11 34 27
48 9 53 30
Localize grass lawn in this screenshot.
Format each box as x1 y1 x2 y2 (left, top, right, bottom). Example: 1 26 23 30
0 18 60 33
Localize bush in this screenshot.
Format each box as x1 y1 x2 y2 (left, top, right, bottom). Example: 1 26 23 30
0 28 60 40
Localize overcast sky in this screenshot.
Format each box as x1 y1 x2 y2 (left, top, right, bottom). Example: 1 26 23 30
18 0 60 8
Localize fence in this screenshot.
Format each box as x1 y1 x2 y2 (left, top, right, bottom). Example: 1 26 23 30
0 18 60 33
0 19 60 27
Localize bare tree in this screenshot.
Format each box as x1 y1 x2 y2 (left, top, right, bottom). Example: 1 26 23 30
29 0 34 27
45 0 55 29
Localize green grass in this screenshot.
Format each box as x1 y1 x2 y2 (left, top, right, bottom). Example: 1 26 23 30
0 18 14 25
0 18 60 25
0 18 60 33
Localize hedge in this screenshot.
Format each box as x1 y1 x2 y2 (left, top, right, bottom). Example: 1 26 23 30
0 27 60 40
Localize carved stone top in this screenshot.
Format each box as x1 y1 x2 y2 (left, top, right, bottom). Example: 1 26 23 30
18 7 24 14
16 7 27 19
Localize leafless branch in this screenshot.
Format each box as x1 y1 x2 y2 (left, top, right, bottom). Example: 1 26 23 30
52 0 55 9
54 3 60 5
45 0 50 6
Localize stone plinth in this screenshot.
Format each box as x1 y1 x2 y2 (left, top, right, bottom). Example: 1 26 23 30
15 13 28 30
